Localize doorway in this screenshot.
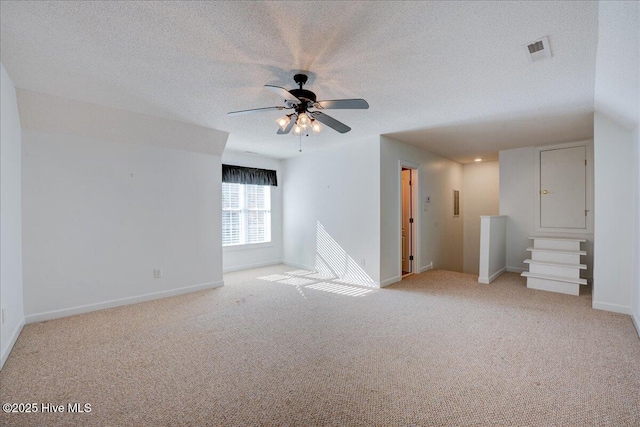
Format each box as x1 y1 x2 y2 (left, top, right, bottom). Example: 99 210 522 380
401 168 414 277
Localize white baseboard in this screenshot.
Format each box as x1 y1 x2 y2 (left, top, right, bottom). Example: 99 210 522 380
633 312 640 339
1 317 25 371
25 280 224 324
592 300 631 315
419 262 433 273
478 267 506 284
223 260 283 273
380 276 401 288
282 260 315 271
506 266 526 273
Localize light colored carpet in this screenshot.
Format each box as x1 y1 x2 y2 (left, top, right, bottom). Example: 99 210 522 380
1 266 639 426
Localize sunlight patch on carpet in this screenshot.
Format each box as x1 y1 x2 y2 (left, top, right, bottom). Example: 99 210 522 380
257 269 377 298
279 277 316 286
306 282 375 297
284 270 315 276
256 274 291 282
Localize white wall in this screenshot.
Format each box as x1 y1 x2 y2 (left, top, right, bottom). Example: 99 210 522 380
462 161 499 275
478 216 507 284
499 145 594 275
592 1 639 316
634 122 640 333
631 8 640 336
380 136 463 285
499 147 535 273
19 91 228 322
17 89 227 155
0 63 24 369
221 151 283 272
282 137 381 285
593 114 635 314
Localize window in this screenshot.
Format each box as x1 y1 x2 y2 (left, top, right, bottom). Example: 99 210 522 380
222 183 271 246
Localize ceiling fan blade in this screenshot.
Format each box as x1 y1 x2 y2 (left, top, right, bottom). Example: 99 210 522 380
310 111 351 133
277 115 297 134
264 85 301 104
313 99 369 109
227 106 285 116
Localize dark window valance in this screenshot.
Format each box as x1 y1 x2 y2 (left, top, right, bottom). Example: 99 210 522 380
222 164 278 186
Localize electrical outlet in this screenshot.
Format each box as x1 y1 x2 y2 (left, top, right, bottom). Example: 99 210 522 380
361 258 366 267
153 269 162 279
1 308 5 325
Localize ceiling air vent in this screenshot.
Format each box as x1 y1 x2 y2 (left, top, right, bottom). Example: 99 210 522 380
525 36 551 63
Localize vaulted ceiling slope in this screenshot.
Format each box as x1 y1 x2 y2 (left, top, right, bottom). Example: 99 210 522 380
0 1 598 161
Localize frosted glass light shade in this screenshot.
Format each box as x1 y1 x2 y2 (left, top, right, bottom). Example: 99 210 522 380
297 113 311 128
276 115 291 131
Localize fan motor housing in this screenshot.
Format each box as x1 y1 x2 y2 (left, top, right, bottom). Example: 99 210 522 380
289 88 316 103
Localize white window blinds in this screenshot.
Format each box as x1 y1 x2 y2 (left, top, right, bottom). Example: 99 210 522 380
222 183 271 246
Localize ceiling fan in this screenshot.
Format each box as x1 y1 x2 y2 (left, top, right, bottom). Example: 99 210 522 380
227 74 369 134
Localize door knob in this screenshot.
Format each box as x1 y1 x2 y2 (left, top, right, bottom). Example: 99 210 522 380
540 190 553 194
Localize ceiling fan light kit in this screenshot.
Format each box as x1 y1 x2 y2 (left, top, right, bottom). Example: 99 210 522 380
228 73 369 138
276 115 291 131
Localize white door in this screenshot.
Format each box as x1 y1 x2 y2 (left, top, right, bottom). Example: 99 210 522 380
540 146 586 229
401 169 412 273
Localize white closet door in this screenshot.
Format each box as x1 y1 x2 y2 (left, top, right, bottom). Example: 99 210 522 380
540 146 586 229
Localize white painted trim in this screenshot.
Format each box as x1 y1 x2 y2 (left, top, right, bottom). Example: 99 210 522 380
398 160 421 278
524 259 587 269
223 259 283 273
419 262 433 273
282 260 315 271
592 301 632 315
527 247 586 255
632 313 640 339
521 271 587 285
400 160 420 169
380 276 402 288
223 242 275 252
489 267 507 283
25 281 224 324
528 236 587 242
478 267 506 284
506 266 526 273
1 317 25 371
526 277 580 296
533 139 594 234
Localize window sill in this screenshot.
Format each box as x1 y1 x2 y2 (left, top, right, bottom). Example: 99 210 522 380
223 242 274 252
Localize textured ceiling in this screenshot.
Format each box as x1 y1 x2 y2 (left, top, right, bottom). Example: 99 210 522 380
0 1 598 162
